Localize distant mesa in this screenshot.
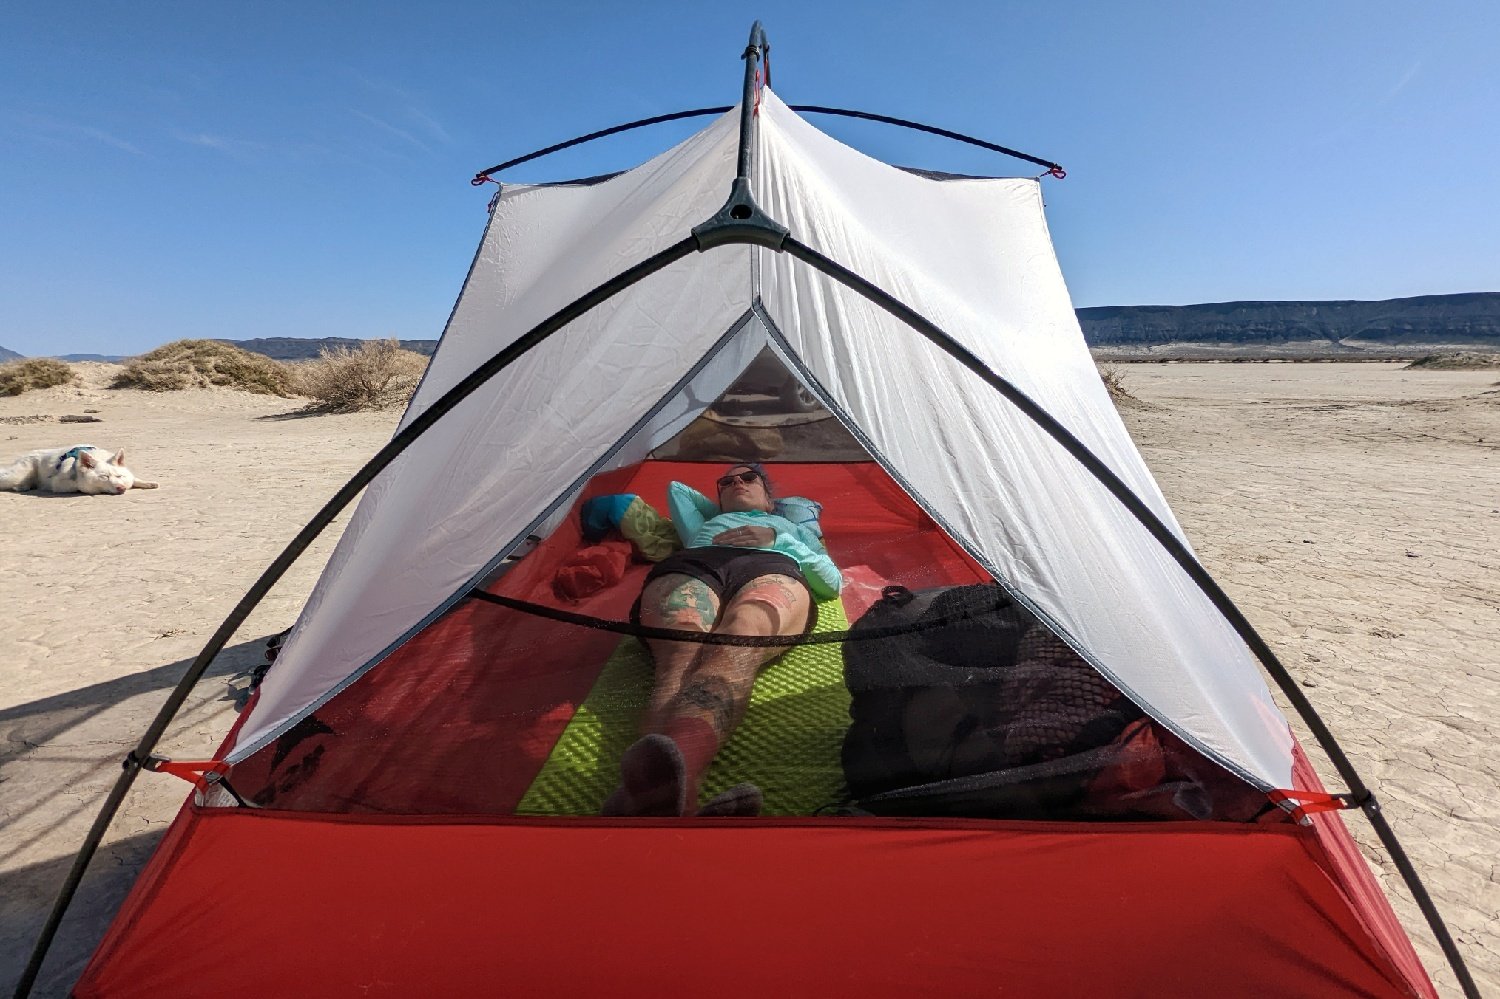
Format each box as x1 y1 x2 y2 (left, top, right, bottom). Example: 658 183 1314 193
5 293 1497 364
0 349 127 362
1081 292 1500 360
219 337 439 361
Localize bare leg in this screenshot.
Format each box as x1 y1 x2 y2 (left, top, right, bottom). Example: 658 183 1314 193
636 573 720 733
606 573 810 817
657 574 811 797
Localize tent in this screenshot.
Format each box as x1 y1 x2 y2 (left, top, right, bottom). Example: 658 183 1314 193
27 26 1471 999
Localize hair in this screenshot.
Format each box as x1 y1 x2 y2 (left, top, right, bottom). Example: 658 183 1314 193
721 461 774 500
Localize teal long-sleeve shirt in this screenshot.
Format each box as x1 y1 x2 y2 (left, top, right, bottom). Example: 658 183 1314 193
666 481 843 600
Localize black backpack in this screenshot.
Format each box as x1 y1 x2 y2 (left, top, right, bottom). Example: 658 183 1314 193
840 584 1144 819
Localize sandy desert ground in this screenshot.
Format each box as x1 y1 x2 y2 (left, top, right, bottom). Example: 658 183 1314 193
1 361 1496 996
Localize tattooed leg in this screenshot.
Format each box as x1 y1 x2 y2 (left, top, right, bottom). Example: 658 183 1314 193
652 574 813 795
637 573 720 732
674 674 743 738
717 574 811 646
677 573 811 728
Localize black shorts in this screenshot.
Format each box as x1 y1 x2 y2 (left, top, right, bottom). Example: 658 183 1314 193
632 546 817 634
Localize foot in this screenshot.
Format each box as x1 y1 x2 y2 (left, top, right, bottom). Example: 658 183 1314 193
601 734 689 817
696 782 763 817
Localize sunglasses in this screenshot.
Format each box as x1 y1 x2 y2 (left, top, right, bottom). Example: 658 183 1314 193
716 470 761 491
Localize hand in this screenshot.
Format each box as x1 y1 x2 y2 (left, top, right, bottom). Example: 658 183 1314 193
712 525 777 548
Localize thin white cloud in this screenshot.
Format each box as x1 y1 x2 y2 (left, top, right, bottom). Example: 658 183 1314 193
351 108 431 152
174 131 265 155
344 69 452 144
1381 61 1421 103
1311 59 1423 147
4 110 145 155
403 105 452 144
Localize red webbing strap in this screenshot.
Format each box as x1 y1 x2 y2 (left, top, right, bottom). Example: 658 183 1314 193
1269 788 1355 823
143 757 229 791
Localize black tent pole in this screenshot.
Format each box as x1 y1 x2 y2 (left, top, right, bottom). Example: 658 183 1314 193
468 104 1063 186
10 235 698 999
776 234 1479 999
791 106 1065 176
468 24 1070 185
735 22 767 179
469 107 733 185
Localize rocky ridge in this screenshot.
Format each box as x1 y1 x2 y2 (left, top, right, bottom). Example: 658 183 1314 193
4 293 1497 362
1080 292 1500 358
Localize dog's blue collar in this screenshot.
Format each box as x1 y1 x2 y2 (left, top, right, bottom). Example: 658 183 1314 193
55 446 96 472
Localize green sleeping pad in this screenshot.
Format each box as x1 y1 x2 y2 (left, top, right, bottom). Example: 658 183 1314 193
517 598 852 816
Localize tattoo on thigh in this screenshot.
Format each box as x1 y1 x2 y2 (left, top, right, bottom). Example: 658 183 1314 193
656 578 718 630
770 576 806 608
740 575 808 614
675 675 737 736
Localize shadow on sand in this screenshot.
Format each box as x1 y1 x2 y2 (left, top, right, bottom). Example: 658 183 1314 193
0 637 269 999
254 408 331 422
1 831 165 999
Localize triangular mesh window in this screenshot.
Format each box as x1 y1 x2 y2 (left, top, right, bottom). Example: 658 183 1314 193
650 347 868 463
227 335 1277 823
229 435 1279 825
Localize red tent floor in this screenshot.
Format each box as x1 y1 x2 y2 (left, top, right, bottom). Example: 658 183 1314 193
76 810 1425 998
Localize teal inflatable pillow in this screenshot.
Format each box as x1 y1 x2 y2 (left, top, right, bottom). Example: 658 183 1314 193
774 495 825 544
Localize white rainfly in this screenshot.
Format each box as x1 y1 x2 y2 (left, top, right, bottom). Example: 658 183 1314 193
226 92 1295 792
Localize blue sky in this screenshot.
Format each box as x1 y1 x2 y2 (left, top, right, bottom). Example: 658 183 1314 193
2 2 1495 357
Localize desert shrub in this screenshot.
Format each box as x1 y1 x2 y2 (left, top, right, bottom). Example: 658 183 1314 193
113 339 296 395
1098 363 1137 403
0 358 75 396
1404 352 1500 370
295 339 429 413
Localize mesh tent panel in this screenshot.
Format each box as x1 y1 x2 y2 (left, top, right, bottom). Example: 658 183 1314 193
227 461 1279 824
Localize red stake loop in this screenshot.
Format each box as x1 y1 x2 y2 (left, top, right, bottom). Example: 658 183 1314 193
141 756 229 791
1269 788 1356 823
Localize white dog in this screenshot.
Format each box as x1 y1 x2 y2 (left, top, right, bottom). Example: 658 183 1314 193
0 445 158 495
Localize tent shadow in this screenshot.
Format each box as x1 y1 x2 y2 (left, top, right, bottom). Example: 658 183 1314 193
0 636 267 771
0 831 164 999
0 637 271 998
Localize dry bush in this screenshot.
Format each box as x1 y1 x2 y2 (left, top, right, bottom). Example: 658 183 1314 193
295 339 429 413
0 358 75 396
1098 363 1137 404
113 339 296 395
1404 352 1500 370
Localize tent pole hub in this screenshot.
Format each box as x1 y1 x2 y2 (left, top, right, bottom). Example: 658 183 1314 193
692 178 789 251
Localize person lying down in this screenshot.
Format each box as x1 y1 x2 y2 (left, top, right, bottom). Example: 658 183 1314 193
604 462 842 818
